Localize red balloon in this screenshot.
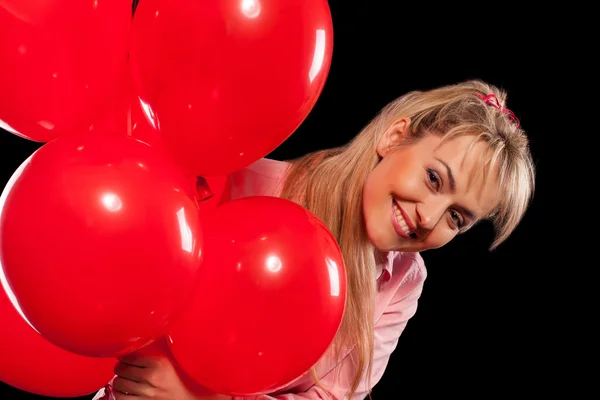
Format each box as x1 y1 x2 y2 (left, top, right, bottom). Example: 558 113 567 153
0 280 115 397
89 66 227 219
130 95 162 146
167 196 346 396
196 175 228 219
0 0 131 142
0 133 204 357
89 66 228 218
89 62 161 147
130 0 333 177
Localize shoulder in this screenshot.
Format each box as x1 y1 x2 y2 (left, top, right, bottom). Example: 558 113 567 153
393 251 427 281
226 158 291 200
373 252 427 328
243 157 290 178
389 251 427 299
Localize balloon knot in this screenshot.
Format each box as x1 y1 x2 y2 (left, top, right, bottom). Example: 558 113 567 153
195 176 213 202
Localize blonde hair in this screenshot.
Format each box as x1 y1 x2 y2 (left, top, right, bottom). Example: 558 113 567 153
279 79 536 398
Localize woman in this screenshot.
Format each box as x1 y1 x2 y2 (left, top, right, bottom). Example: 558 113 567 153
101 79 536 400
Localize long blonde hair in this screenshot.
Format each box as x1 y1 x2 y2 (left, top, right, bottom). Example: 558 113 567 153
279 79 536 398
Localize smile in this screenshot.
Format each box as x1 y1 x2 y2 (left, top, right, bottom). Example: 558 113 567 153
391 199 415 239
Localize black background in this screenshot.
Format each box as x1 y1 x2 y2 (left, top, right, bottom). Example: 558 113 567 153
1 0 571 399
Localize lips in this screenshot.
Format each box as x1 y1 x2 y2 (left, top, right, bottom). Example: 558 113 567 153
391 199 416 239
395 200 416 231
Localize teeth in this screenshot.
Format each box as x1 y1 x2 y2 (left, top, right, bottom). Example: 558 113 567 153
392 202 412 236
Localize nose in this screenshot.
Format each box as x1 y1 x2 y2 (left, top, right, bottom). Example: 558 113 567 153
415 200 447 230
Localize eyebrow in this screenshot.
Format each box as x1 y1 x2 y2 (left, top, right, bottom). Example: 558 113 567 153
434 157 477 221
435 157 456 191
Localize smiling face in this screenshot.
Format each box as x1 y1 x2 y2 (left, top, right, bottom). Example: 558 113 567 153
362 118 501 253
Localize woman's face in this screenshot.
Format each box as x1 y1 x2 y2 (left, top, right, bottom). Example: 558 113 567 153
362 118 500 253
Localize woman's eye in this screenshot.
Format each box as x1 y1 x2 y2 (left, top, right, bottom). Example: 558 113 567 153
450 210 464 228
427 169 440 189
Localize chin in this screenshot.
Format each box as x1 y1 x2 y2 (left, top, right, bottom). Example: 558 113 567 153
368 232 424 253
363 202 397 251
365 226 395 252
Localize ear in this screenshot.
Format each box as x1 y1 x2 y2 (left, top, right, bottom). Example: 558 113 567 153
376 117 411 157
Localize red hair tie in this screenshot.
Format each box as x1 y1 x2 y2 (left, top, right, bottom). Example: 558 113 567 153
476 93 520 129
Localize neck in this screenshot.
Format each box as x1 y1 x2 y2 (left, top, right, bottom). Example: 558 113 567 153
374 250 388 265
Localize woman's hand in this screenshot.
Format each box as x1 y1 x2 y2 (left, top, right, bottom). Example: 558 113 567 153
109 350 231 400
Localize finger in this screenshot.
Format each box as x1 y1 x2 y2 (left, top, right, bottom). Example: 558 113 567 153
112 376 153 397
106 385 134 400
117 353 155 368
111 391 138 400
114 361 147 383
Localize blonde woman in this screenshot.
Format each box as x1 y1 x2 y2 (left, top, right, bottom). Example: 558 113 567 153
102 79 536 400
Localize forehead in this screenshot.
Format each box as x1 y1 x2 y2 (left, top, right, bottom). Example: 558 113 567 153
432 135 501 217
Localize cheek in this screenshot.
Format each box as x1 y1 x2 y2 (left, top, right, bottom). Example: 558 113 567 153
362 167 386 207
361 175 375 228
423 227 456 250
362 174 374 210
397 175 422 194
361 171 390 242
383 159 422 196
